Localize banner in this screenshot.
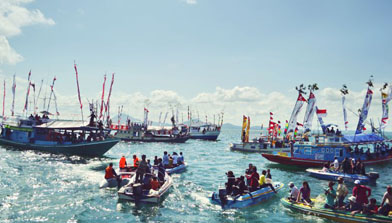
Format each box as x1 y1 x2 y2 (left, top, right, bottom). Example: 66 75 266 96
241 115 247 142
2 80 5 119
144 107 149 126
316 106 327 133
106 73 114 122
381 86 392 129
245 116 250 142
355 88 373 134
11 74 16 116
287 93 307 134
74 64 83 109
23 70 31 112
99 75 106 119
342 95 348 130
303 92 316 132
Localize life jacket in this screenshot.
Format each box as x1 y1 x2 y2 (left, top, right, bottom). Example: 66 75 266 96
105 166 114 179
151 180 160 190
133 157 139 167
119 157 126 168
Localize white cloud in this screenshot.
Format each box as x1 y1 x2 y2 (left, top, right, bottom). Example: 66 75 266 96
0 0 54 64
182 0 197 5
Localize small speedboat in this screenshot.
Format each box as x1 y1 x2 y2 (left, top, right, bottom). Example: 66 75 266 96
99 171 135 189
117 172 173 203
306 168 379 184
281 198 392 223
165 163 187 174
210 182 284 209
230 142 291 153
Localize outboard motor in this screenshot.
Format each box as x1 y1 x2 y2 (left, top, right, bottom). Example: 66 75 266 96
368 172 379 180
132 183 143 201
218 188 227 208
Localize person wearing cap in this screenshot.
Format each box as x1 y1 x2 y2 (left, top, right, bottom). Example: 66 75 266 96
324 181 337 209
345 196 362 215
336 177 349 208
378 185 392 216
352 180 371 207
288 182 299 201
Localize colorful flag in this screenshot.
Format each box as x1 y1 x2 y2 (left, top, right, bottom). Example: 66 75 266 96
106 73 114 122
11 74 16 116
99 75 106 119
303 92 316 132
74 64 83 109
245 116 250 142
284 120 288 135
381 87 392 129
316 108 327 117
2 80 5 119
355 88 373 134
342 95 348 130
241 115 247 142
23 70 31 112
287 93 307 134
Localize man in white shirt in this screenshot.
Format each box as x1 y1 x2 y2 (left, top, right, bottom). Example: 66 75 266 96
288 182 299 201
333 157 339 171
172 152 178 166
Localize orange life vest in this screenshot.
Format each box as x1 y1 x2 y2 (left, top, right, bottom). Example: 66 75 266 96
151 180 160 190
105 166 114 179
119 157 126 168
133 157 139 167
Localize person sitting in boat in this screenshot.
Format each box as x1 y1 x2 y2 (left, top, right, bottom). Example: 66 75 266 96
234 176 247 196
266 169 272 180
246 166 260 192
259 170 276 193
352 180 371 208
104 163 119 182
245 164 253 186
150 176 160 191
162 151 169 168
288 182 299 202
132 155 139 171
355 159 366 175
333 157 339 172
362 198 378 215
324 181 336 209
336 177 349 208
378 185 392 216
157 158 165 183
172 152 178 167
344 196 362 215
350 158 356 174
297 181 312 205
225 171 236 195
178 152 184 165
135 155 149 184
168 155 173 168
153 156 159 166
119 155 127 171
322 163 330 172
354 145 360 154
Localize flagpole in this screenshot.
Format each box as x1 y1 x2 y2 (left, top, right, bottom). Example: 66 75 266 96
74 62 84 124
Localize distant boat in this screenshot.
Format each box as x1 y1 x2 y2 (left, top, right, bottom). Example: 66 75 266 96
306 168 379 184
189 123 221 140
230 141 291 153
0 118 119 157
165 163 187 174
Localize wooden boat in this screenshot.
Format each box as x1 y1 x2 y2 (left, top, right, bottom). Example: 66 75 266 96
165 163 187 174
117 172 172 203
230 142 291 153
210 182 284 209
281 198 392 223
0 119 119 157
306 168 379 184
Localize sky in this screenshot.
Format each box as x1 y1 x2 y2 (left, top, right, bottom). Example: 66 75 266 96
0 0 392 131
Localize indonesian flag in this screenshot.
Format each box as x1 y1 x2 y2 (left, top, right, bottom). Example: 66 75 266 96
316 108 327 117
287 93 307 133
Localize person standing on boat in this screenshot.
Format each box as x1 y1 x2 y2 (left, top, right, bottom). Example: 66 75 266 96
324 181 336 209
246 166 260 192
178 152 184 165
350 158 356 174
333 157 339 171
297 181 311 204
288 182 299 201
153 156 159 166
245 164 253 186
378 186 392 216
172 152 178 167
336 177 349 208
135 155 149 183
259 170 276 193
132 155 139 171
352 180 371 207
119 156 127 171
266 169 272 180
163 151 169 168
157 158 165 183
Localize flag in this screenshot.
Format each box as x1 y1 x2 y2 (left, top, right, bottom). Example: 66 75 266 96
303 92 316 131
381 89 392 129
241 116 247 142
270 112 273 115
316 108 327 117
284 120 288 135
287 93 307 133
355 88 373 134
11 74 16 116
23 70 31 112
106 73 115 122
342 95 348 130
99 75 106 119
74 64 83 109
270 116 273 120
245 116 250 142
2 80 5 119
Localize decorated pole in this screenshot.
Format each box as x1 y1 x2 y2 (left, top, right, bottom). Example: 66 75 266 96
47 77 56 112
11 74 16 116
99 74 106 120
23 70 32 116
106 73 114 125
74 63 84 123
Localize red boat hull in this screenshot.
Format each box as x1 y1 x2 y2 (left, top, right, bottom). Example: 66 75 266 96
261 153 392 167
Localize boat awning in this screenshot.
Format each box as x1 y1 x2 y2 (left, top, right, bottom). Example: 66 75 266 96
342 133 385 143
35 120 98 130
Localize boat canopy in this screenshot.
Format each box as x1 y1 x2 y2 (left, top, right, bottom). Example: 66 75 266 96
342 133 384 143
35 120 98 130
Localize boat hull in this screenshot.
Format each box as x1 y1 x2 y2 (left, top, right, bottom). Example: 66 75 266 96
0 137 119 157
166 163 187 174
210 182 283 209
306 169 378 184
281 198 392 223
189 132 220 140
118 136 189 143
230 143 291 153
262 153 392 167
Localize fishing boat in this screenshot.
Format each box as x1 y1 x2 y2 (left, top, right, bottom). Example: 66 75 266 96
210 182 284 209
0 118 119 157
189 123 221 140
281 198 392 223
165 163 187 174
113 124 189 143
117 172 173 203
261 133 392 167
306 168 379 184
230 141 291 153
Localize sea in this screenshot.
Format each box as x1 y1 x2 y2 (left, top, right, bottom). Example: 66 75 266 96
1 128 391 223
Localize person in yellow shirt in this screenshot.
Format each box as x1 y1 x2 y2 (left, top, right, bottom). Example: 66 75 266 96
259 170 276 193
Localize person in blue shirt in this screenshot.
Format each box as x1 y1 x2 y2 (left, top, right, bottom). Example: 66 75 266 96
162 151 169 168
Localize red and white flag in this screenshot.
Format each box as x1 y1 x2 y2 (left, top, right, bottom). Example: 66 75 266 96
316 108 327 117
74 64 83 109
23 70 31 112
99 75 106 119
287 93 307 133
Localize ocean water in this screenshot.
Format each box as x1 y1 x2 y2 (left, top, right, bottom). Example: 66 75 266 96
1 129 391 223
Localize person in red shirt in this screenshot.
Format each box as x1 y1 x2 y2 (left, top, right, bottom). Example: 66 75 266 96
246 166 260 192
119 155 127 170
352 180 371 206
104 163 118 180
150 176 160 190
132 155 139 170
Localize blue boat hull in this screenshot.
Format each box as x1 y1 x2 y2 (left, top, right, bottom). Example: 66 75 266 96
166 163 187 174
210 182 283 209
306 169 377 184
0 137 119 157
190 135 219 140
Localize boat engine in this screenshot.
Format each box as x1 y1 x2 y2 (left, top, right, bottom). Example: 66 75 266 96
368 172 379 180
218 189 227 208
132 183 143 201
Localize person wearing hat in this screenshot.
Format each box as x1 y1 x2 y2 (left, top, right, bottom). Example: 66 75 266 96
345 196 362 215
288 182 299 201
324 181 336 209
352 180 371 207
336 177 349 208
378 185 392 216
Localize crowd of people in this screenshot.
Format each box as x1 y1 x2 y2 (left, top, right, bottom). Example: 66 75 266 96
105 151 185 191
224 164 276 197
322 157 366 175
288 179 392 216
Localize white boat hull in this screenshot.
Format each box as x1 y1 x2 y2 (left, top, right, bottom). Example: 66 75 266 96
230 142 291 153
